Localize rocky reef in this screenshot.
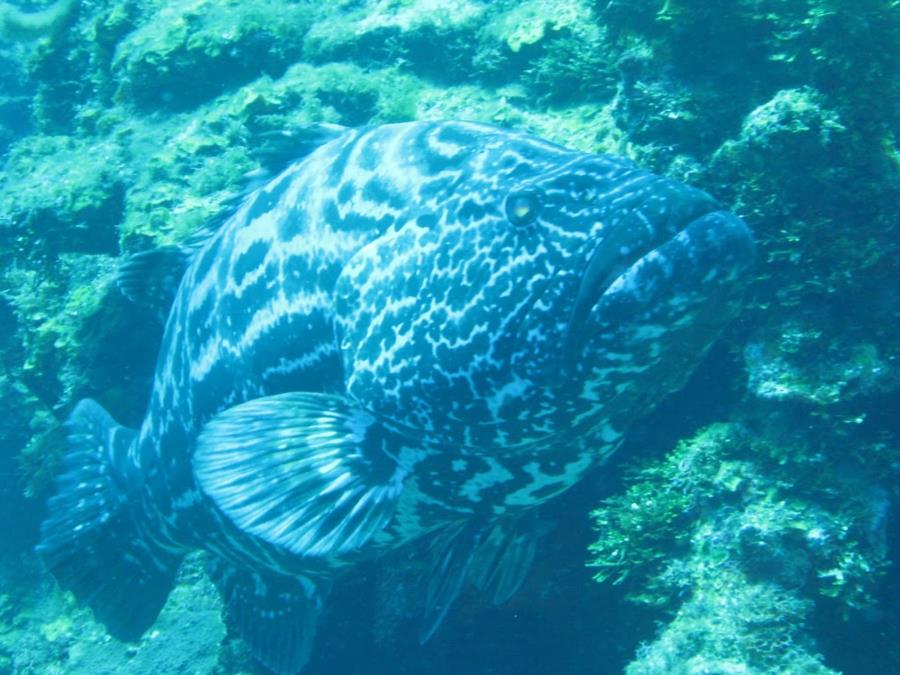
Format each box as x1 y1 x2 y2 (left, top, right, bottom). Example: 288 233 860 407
0 0 897 673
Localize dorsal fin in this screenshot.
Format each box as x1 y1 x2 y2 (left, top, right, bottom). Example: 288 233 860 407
116 245 192 322
252 122 348 176
117 123 349 321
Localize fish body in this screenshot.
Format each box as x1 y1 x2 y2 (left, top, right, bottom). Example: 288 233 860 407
40 121 754 673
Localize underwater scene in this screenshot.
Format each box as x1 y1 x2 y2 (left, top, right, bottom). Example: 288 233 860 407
0 0 898 673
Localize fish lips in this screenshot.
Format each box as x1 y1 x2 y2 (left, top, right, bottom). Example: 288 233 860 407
565 210 755 363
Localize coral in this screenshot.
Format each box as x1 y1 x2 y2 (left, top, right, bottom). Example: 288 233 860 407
0 41 33 154
708 85 899 317
0 552 234 675
626 570 836 675
113 0 313 110
485 0 590 53
303 0 485 80
0 135 125 256
0 251 161 496
1 256 114 406
744 320 894 405
589 422 895 669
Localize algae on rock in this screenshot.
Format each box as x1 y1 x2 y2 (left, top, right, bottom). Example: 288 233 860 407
590 422 895 672
113 0 314 110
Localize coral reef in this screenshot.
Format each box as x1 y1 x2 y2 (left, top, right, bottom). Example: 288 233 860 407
0 0 897 672
590 422 896 672
114 0 313 110
627 571 834 674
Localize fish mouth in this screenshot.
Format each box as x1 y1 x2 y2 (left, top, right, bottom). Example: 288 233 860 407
564 209 755 358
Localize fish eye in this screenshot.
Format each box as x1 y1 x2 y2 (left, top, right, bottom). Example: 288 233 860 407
505 189 542 227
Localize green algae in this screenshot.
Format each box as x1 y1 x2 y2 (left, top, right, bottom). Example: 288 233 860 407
590 422 894 671
626 571 837 674
113 0 314 110
0 135 124 255
0 553 235 675
486 0 590 53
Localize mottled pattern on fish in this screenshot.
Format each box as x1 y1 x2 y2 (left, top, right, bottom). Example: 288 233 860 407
40 120 754 674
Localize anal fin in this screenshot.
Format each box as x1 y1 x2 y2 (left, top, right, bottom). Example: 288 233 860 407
420 522 480 644
469 514 538 605
420 515 539 643
209 559 325 675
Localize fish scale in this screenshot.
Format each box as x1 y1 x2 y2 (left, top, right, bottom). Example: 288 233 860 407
39 120 754 674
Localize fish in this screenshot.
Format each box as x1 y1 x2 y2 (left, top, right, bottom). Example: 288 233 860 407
38 120 755 673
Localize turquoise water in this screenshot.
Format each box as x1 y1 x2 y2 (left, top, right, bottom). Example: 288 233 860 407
0 1 898 673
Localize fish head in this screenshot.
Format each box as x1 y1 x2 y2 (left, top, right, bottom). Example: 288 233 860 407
514 156 756 447
334 124 754 450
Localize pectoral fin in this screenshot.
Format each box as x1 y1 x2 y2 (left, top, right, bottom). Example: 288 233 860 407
194 392 406 557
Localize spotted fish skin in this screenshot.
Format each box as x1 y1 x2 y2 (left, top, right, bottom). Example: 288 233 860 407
40 121 754 673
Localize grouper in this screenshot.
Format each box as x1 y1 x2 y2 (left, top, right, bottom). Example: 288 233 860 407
39 121 754 673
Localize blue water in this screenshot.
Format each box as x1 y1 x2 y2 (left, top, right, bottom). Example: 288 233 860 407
1 1 898 673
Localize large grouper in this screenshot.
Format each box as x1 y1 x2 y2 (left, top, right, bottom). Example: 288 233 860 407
39 120 754 673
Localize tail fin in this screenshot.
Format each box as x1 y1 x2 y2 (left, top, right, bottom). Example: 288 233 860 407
38 399 180 640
